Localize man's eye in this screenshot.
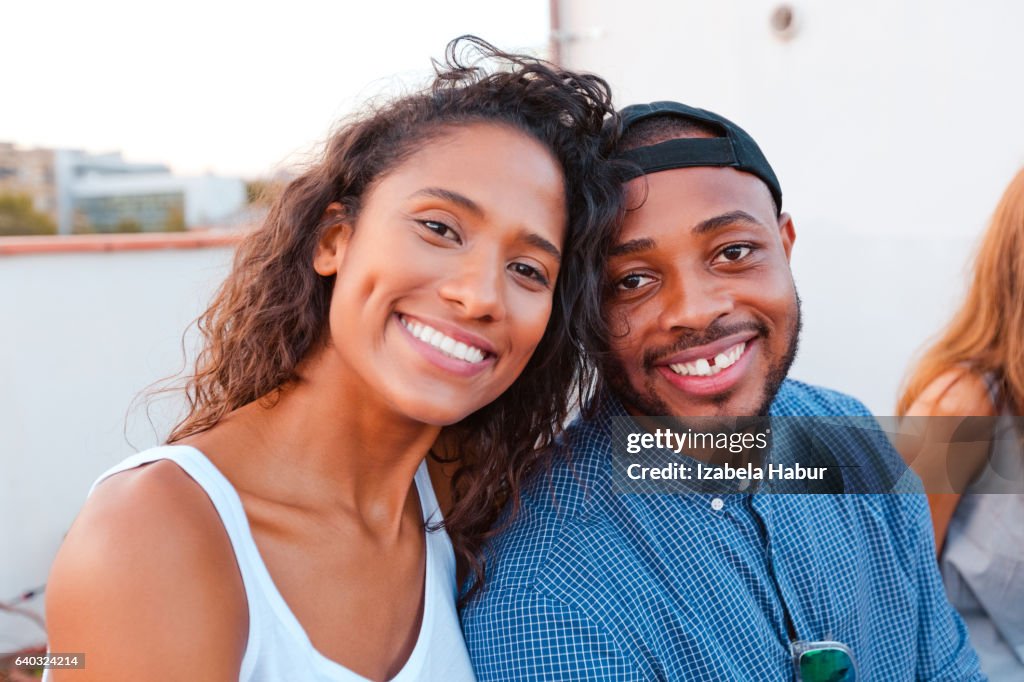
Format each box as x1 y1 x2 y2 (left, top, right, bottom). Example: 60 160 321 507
616 273 656 291
717 244 753 262
420 220 460 243
508 262 549 287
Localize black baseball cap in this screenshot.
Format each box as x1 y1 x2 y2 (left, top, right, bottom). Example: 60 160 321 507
616 101 783 211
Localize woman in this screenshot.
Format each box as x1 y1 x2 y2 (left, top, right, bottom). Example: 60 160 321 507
45 37 621 681
897 168 1024 679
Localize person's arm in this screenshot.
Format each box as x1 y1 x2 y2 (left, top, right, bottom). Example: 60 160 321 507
46 461 248 681
900 369 996 554
903 493 986 680
461 583 647 682
924 493 961 555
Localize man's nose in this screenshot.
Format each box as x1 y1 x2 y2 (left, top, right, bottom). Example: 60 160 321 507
437 248 507 322
657 270 734 332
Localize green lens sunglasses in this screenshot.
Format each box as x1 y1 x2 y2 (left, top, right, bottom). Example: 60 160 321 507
791 640 857 682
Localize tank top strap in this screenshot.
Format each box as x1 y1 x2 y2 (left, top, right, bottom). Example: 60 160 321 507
89 445 268 676
90 446 269 579
981 371 1003 408
413 460 443 527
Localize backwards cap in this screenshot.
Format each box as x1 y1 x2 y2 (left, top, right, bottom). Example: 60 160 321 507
616 101 783 211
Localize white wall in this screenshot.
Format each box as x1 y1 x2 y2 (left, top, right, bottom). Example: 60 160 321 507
558 0 1024 413
0 246 232 651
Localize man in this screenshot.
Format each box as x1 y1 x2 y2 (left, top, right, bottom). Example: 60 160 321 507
459 102 983 680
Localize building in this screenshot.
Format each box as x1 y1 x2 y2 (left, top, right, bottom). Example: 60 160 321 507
0 143 247 234
69 168 247 234
0 143 57 220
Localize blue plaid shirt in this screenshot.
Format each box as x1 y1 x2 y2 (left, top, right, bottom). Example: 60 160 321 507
460 380 984 680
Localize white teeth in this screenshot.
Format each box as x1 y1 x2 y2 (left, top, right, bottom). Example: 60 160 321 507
399 316 487 364
668 341 747 377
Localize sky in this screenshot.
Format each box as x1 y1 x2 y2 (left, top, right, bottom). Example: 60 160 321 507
3 0 550 178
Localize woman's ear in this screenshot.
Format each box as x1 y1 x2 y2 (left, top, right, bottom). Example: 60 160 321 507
313 202 352 276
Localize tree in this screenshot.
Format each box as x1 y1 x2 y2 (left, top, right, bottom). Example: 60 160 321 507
0 193 57 236
163 205 186 232
245 178 284 206
114 217 142 233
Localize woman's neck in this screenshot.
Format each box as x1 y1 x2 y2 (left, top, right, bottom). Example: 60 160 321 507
188 347 441 538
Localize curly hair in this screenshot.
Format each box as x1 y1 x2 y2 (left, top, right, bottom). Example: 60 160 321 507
164 36 623 600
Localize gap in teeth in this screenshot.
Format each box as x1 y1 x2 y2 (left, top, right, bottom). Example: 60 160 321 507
669 341 746 376
400 315 486 363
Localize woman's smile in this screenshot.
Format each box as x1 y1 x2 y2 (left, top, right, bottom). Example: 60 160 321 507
395 312 497 378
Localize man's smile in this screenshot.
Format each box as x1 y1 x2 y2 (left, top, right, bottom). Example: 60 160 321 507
655 337 758 398
657 331 757 376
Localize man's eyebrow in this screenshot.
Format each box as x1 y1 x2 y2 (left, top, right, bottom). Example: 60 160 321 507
523 232 561 263
609 237 656 258
409 187 483 216
693 210 766 235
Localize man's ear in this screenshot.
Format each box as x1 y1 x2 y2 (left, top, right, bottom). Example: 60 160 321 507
778 212 796 262
313 202 352 276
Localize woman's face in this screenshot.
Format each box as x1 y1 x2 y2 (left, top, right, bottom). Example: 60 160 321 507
314 123 567 425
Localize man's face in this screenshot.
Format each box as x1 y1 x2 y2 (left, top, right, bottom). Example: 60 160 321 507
603 165 800 418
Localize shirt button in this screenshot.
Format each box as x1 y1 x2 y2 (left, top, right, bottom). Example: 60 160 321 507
711 497 725 511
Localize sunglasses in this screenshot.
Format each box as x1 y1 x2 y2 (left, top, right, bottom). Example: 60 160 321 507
790 640 857 682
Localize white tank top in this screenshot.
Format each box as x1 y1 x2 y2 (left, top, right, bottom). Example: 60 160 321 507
86 445 476 682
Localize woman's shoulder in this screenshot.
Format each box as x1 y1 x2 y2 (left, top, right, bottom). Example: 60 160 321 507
80 448 235 544
907 368 997 418
46 451 248 680
72 447 237 554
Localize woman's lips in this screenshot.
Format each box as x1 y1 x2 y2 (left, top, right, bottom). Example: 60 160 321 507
395 313 496 378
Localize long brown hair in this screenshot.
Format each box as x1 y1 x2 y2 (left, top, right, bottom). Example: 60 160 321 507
898 168 1024 415
163 36 622 597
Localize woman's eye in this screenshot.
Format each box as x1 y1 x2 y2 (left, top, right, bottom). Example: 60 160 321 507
616 273 656 291
717 244 753 262
420 220 461 243
508 262 549 287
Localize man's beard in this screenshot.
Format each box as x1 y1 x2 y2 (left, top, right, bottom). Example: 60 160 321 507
602 292 803 418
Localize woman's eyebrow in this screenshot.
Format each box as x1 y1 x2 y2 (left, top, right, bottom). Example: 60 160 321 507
412 187 561 262
409 187 483 216
522 232 561 263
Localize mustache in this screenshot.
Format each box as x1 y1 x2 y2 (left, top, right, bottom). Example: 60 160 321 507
642 321 767 370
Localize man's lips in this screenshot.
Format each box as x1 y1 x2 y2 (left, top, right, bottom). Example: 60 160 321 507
655 335 758 398
656 332 758 367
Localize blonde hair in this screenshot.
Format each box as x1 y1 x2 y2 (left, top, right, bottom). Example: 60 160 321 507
898 169 1024 415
